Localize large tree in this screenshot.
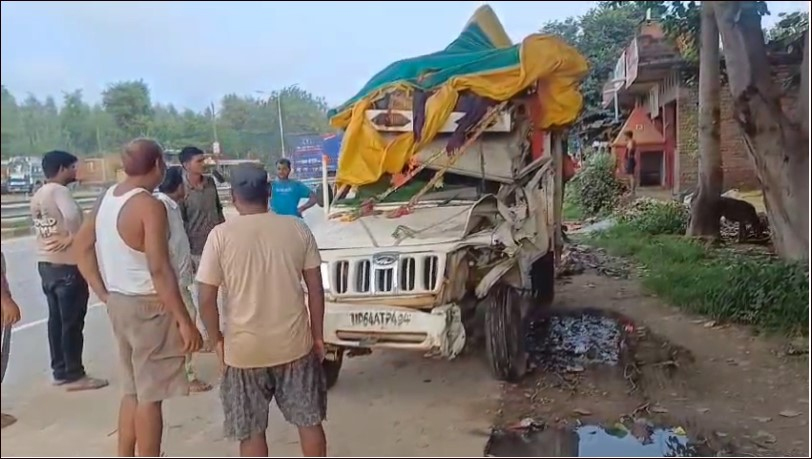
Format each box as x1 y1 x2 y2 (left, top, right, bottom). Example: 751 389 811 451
687 1 723 237
101 80 154 141
712 1 808 259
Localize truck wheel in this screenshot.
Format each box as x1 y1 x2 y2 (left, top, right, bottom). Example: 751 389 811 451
315 183 334 208
484 283 527 382
322 349 344 390
531 250 555 307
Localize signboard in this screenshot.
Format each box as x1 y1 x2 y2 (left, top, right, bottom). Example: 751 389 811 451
287 133 343 180
625 38 639 87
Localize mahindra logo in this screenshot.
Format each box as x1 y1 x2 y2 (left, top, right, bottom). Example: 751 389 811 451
372 252 398 266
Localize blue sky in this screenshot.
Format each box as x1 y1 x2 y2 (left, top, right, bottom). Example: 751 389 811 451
1 1 807 111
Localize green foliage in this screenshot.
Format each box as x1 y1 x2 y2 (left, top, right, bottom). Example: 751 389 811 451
541 2 654 112
567 153 623 217
616 198 689 235
766 11 809 54
587 225 809 336
1 82 331 163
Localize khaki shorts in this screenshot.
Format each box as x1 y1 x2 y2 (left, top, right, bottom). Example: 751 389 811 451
107 293 189 402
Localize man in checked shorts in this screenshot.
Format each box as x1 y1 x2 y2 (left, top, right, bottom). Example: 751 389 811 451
196 163 327 457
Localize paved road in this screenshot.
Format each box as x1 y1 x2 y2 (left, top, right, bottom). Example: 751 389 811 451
1 209 498 457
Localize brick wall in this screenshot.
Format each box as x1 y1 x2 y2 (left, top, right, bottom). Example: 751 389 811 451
676 63 800 193
676 85 698 192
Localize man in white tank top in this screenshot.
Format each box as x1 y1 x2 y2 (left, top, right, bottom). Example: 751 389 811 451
73 138 203 457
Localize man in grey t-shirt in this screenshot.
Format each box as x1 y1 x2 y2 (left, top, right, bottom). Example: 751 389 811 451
178 146 226 351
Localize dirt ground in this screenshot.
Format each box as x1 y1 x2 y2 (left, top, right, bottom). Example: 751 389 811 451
495 266 809 457
1 347 499 457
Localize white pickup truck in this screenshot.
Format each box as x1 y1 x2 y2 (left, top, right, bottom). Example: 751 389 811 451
310 102 564 387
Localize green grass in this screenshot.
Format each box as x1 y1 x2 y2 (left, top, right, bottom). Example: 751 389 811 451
584 224 809 337
563 199 584 221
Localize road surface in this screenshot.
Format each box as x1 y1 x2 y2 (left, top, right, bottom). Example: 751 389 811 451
0 210 498 457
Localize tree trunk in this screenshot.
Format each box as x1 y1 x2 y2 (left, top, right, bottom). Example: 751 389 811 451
688 1 723 237
712 1 809 260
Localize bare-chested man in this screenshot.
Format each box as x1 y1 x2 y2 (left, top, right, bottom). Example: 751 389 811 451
74 138 203 457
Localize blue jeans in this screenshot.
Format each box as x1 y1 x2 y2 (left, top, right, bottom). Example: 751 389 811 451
38 262 89 382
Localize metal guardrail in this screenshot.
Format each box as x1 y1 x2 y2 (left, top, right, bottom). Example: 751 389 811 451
1 189 233 224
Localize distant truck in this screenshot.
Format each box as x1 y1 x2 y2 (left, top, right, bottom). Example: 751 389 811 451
3 156 44 194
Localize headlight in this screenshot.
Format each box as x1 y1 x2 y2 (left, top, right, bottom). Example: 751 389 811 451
320 262 331 292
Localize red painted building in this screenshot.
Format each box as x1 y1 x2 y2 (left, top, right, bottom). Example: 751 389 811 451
602 19 802 194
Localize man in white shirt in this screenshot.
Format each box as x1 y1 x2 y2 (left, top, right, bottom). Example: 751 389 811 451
30 150 107 391
155 166 211 393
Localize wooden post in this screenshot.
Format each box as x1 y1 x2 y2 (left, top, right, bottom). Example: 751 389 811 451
552 131 564 266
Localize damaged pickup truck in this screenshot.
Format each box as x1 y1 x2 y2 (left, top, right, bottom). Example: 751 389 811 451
310 5 587 386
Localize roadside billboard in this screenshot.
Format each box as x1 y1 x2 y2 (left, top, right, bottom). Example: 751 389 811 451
287 133 342 180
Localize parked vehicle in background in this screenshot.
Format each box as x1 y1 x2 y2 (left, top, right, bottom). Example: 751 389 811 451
3 157 44 194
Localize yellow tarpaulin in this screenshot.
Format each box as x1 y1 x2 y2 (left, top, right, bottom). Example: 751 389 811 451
329 5 589 188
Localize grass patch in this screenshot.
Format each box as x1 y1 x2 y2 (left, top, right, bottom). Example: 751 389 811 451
563 199 584 221
585 224 809 337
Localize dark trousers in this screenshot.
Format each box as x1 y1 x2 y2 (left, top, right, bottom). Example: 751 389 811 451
37 262 89 382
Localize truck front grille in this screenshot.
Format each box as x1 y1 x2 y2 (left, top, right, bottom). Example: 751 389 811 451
329 253 443 297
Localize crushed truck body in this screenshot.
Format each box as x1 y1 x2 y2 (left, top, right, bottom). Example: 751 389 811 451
310 5 588 386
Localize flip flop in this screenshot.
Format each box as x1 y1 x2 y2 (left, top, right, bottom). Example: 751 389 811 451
65 376 110 392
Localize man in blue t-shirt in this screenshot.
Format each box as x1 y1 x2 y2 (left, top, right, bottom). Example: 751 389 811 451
269 158 318 218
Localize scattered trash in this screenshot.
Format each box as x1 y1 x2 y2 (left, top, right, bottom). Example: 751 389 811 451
704 321 717 328
697 408 710 414
753 416 772 423
527 313 622 371
651 405 670 414
507 417 543 431
779 410 802 418
556 244 630 279
573 408 593 416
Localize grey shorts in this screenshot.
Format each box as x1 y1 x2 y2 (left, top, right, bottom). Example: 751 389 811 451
220 351 327 441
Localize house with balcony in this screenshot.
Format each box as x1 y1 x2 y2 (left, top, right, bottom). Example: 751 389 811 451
602 18 802 195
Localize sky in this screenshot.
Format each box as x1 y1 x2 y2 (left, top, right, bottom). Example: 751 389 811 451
1 1 807 112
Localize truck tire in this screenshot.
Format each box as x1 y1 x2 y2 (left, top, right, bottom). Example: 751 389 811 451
531 250 555 307
322 349 343 390
315 183 334 208
484 283 527 382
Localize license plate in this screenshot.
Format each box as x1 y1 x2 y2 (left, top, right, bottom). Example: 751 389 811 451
349 311 414 328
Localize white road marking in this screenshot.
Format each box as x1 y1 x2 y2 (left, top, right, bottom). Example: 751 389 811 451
11 302 104 334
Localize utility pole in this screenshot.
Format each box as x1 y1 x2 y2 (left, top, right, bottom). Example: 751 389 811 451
210 101 220 156
277 93 286 158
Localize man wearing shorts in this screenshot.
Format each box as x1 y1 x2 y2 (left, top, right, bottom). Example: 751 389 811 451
74 138 202 456
196 164 327 457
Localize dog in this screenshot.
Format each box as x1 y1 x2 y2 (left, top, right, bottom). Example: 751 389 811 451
719 196 765 242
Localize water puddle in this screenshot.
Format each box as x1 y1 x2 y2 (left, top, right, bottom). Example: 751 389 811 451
527 312 625 370
486 421 700 457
